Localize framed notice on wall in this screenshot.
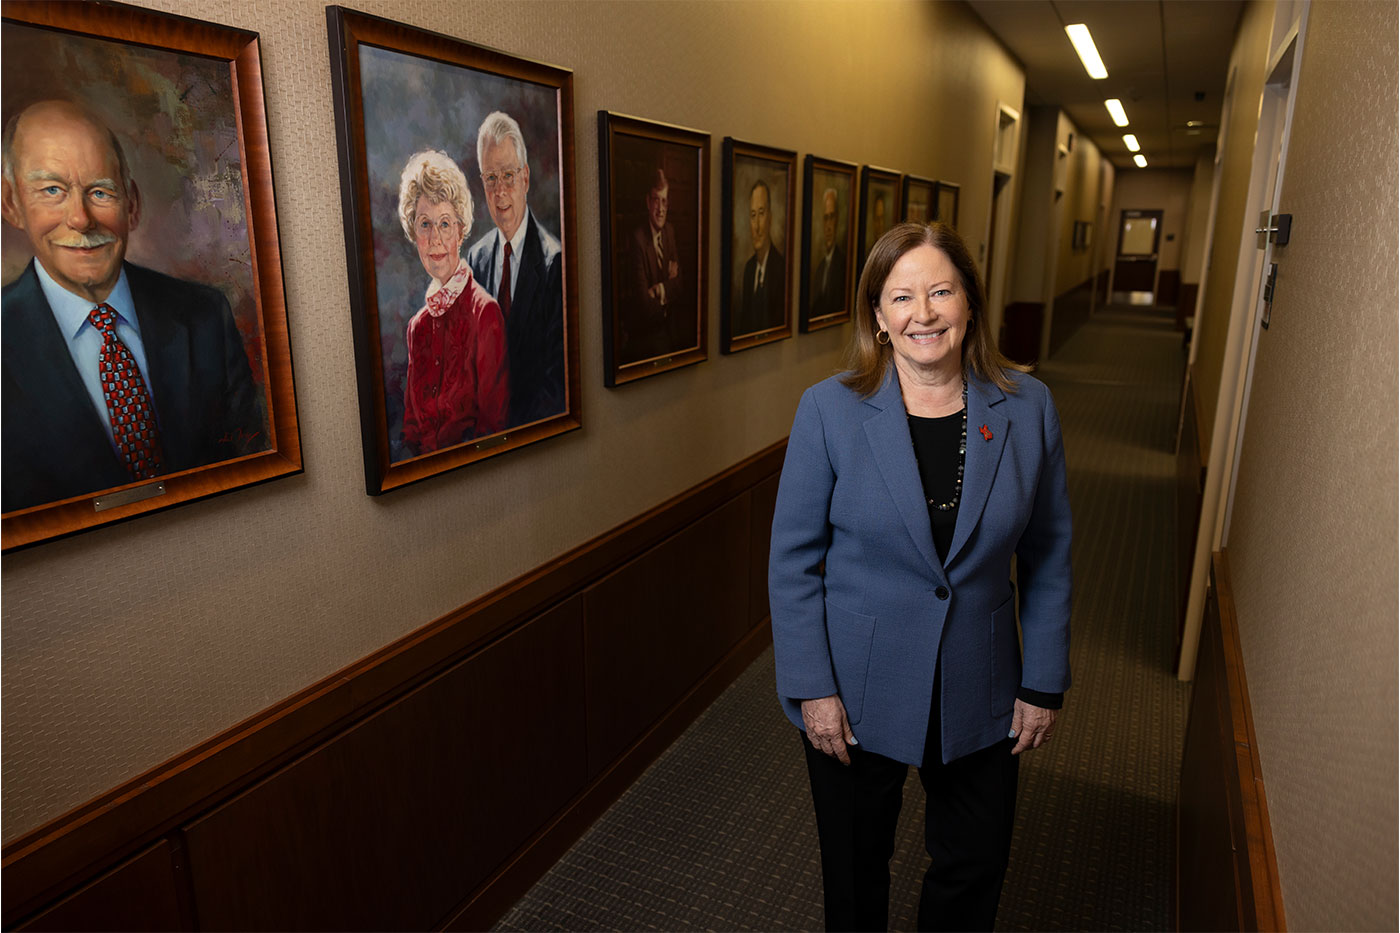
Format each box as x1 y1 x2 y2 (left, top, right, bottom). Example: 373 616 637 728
1 0 302 550
327 7 582 494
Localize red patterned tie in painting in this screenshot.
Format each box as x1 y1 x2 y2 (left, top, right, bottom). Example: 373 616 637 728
89 304 164 480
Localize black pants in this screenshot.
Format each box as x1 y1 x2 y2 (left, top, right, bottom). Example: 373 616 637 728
802 690 1018 932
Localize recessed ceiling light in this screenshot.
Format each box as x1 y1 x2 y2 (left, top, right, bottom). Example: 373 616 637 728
1105 99 1129 127
1123 134 1140 151
1133 154 1148 168
1065 24 1109 79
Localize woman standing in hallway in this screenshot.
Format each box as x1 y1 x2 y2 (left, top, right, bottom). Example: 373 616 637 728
769 222 1072 931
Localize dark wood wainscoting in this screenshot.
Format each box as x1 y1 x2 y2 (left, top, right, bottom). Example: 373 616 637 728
1157 269 1182 308
1047 278 1096 360
1000 301 1044 366
4 443 787 932
1176 282 1199 331
1176 552 1286 932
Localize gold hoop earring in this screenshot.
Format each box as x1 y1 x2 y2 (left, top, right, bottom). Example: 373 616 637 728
876 329 890 345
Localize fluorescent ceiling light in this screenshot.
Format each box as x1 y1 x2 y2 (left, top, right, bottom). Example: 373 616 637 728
1066 24 1108 79
1105 99 1129 126
1123 134 1141 151
1133 154 1148 168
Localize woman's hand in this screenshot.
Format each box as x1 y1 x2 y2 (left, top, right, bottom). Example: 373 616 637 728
801 695 857 765
1009 699 1058 755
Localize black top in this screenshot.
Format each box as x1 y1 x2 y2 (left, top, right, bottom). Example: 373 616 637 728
907 410 963 565
907 408 1064 712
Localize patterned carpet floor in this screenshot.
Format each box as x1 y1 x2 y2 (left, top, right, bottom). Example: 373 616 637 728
495 307 1192 932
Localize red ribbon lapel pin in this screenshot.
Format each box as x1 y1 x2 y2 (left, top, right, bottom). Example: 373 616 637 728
979 424 993 441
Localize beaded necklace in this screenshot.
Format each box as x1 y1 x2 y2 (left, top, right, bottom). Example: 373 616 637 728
909 380 968 512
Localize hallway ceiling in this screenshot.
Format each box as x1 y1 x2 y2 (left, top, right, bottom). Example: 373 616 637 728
967 0 1243 171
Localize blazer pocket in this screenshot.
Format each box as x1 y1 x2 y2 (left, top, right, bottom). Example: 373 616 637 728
990 595 1022 717
825 600 876 724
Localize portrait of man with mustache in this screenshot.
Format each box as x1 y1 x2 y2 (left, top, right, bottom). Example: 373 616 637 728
1 100 265 513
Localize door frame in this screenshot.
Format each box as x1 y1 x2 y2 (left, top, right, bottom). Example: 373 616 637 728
1178 3 1311 680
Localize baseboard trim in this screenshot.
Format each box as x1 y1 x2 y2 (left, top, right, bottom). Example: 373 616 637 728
1176 551 1286 931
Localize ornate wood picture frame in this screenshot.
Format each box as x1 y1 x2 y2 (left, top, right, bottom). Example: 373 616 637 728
720 138 796 354
598 111 710 386
901 174 936 224
327 7 581 494
934 180 962 227
857 165 902 283
1 0 301 550
798 155 857 333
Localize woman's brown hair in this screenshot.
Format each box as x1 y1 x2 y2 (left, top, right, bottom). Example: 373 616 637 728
841 221 1027 397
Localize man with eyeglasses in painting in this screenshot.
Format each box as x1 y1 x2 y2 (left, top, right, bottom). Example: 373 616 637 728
467 111 565 429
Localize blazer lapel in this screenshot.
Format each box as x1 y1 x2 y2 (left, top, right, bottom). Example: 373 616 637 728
863 372 949 584
128 265 195 462
3 266 106 436
512 215 542 316
483 231 500 297
3 263 116 460
946 375 1009 565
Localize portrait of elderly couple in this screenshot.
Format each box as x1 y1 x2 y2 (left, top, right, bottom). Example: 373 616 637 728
1 25 280 519
354 42 571 468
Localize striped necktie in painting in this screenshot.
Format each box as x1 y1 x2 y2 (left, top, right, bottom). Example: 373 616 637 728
89 304 164 480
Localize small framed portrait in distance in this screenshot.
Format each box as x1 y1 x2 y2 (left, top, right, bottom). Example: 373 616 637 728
799 155 857 333
1 0 301 549
857 166 902 281
327 7 583 494
721 138 796 354
902 174 936 224
598 111 710 386
934 180 961 227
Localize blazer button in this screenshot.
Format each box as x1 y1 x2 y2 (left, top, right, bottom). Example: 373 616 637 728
935 586 949 600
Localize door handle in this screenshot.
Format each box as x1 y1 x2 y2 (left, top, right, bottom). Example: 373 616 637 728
1255 212 1292 247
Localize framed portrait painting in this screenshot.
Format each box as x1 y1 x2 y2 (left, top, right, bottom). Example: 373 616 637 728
798 155 856 333
327 7 581 495
857 166 901 281
934 180 961 227
1 0 301 551
901 174 935 224
598 112 709 387
721 138 795 354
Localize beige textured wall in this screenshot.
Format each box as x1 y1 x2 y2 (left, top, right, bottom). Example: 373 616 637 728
0 1 1024 840
1192 0 1272 456
1224 2 1398 928
1052 115 1106 296
1180 148 1214 286
1008 105 1058 303
1106 167 1192 280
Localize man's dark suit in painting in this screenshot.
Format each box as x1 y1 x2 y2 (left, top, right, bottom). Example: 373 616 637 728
467 211 566 428
2 261 265 512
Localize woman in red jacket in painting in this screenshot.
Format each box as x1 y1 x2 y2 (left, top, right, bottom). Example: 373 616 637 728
398 149 508 455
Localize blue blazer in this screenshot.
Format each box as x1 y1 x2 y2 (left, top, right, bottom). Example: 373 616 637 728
769 367 1072 766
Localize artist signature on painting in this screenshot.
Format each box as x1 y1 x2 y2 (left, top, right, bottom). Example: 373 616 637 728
219 428 263 448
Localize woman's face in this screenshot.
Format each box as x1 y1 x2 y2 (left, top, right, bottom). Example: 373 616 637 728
874 243 970 380
413 195 464 285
